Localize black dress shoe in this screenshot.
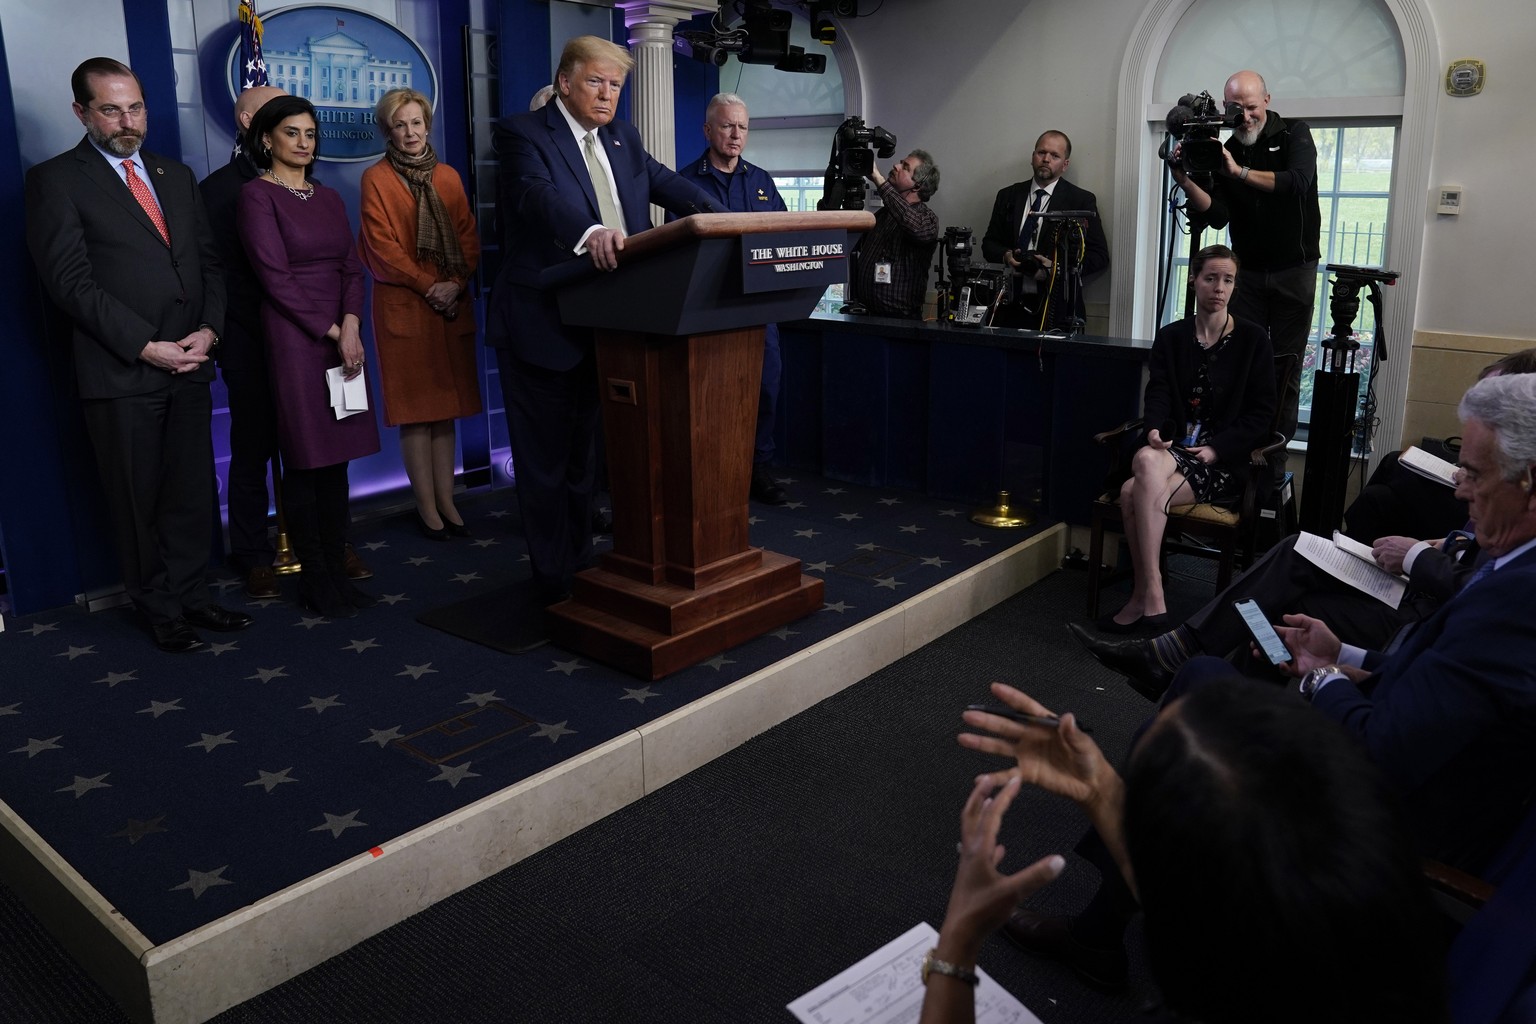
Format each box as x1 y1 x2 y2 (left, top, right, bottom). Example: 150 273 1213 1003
415 510 451 542
152 619 205 654
440 516 472 538
1001 910 1128 990
1067 622 1172 701
750 465 788 506
184 605 255 632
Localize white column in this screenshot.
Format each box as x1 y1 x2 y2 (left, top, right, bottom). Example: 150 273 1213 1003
619 1 712 224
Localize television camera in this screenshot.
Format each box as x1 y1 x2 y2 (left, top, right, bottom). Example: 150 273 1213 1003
1158 90 1240 174
816 116 897 211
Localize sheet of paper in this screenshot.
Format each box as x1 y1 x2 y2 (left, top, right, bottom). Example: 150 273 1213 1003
1331 531 1378 564
786 921 1044 1024
1399 445 1458 488
325 366 367 419
1295 531 1405 608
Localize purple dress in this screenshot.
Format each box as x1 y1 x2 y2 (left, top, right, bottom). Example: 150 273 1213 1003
238 178 380 470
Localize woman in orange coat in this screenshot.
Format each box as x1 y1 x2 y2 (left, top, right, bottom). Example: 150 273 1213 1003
359 88 481 539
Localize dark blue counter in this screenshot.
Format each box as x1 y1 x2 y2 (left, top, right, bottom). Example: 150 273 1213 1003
775 313 1153 524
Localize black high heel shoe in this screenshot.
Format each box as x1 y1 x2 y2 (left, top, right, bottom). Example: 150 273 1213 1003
439 515 471 538
415 510 451 541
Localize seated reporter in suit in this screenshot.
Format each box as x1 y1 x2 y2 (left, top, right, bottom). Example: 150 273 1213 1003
1074 347 1536 697
359 87 481 542
239 95 381 619
1011 375 1536 993
486 35 717 606
25 57 252 653
981 130 1109 331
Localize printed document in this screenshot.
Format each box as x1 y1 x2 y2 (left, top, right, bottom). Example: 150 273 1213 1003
1399 445 1458 488
1294 531 1406 608
787 921 1043 1024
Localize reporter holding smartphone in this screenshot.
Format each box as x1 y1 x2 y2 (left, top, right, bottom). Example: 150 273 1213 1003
1099 243 1275 631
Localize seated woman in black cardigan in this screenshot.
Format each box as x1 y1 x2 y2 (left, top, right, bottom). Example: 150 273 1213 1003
1105 243 1276 631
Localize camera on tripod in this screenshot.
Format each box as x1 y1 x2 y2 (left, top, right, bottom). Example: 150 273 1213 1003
936 227 1009 328
1158 91 1239 174
816 116 897 211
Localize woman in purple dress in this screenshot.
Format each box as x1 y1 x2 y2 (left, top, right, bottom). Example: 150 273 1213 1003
239 95 380 618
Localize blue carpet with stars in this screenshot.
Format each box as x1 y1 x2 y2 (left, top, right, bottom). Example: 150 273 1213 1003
0 472 1050 945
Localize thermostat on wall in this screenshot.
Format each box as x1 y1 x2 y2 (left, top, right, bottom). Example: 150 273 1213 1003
1436 187 1463 215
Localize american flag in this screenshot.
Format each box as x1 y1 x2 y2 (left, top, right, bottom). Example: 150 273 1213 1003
239 0 269 89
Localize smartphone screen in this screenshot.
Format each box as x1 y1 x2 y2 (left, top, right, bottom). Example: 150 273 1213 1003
1234 599 1291 665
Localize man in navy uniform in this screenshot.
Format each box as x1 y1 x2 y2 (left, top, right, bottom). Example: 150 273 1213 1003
682 92 790 505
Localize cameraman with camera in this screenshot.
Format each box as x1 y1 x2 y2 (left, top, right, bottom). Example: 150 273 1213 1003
1172 71 1320 483
982 131 1110 330
848 150 941 319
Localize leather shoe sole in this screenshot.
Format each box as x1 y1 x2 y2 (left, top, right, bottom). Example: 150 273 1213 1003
184 605 255 632
1068 622 1172 702
244 565 281 599
152 619 205 654
1001 910 1128 990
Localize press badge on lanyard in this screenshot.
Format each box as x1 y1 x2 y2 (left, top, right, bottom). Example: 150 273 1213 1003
874 261 893 284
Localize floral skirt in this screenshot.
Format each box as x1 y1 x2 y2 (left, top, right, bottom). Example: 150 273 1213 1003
1169 447 1240 508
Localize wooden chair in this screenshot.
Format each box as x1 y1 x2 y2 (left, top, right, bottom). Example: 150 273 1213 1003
1084 354 1296 618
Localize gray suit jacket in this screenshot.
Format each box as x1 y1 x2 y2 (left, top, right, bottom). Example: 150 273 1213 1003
26 137 224 399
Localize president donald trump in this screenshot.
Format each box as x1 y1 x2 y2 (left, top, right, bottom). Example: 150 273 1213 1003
487 36 716 607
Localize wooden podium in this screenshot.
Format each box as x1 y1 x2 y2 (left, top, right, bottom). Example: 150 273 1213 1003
546 211 873 679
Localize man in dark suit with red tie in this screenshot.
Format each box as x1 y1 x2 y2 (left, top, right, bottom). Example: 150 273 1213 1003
981 131 1109 330
485 35 716 606
26 57 252 652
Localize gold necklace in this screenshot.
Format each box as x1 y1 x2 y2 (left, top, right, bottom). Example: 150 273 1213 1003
266 168 312 201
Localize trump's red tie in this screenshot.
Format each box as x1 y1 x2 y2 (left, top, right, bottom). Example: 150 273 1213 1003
122 159 169 245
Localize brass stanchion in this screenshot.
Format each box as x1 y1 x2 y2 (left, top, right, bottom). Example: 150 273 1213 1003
970 489 1034 529
270 454 301 575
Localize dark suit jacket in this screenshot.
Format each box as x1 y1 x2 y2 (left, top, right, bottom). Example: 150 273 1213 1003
25 137 225 399
1313 543 1536 872
981 177 1110 282
484 103 716 371
198 151 264 375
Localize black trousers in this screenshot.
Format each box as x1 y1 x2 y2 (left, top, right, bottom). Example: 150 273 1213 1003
220 345 280 571
1229 260 1317 463
80 376 216 625
495 348 598 599
1183 533 1428 665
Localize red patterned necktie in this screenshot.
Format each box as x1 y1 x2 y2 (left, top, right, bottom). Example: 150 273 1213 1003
122 159 169 245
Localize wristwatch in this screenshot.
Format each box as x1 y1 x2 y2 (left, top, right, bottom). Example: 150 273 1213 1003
198 323 221 350
921 948 978 987
1299 665 1342 702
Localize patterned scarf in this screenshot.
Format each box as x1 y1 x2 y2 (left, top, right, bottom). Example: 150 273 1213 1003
385 141 470 279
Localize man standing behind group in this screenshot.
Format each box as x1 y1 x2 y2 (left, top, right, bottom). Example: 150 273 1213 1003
26 57 252 652
1172 71 1320 482
682 92 790 505
486 35 717 606
200 84 284 598
848 150 940 319
981 130 1109 330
